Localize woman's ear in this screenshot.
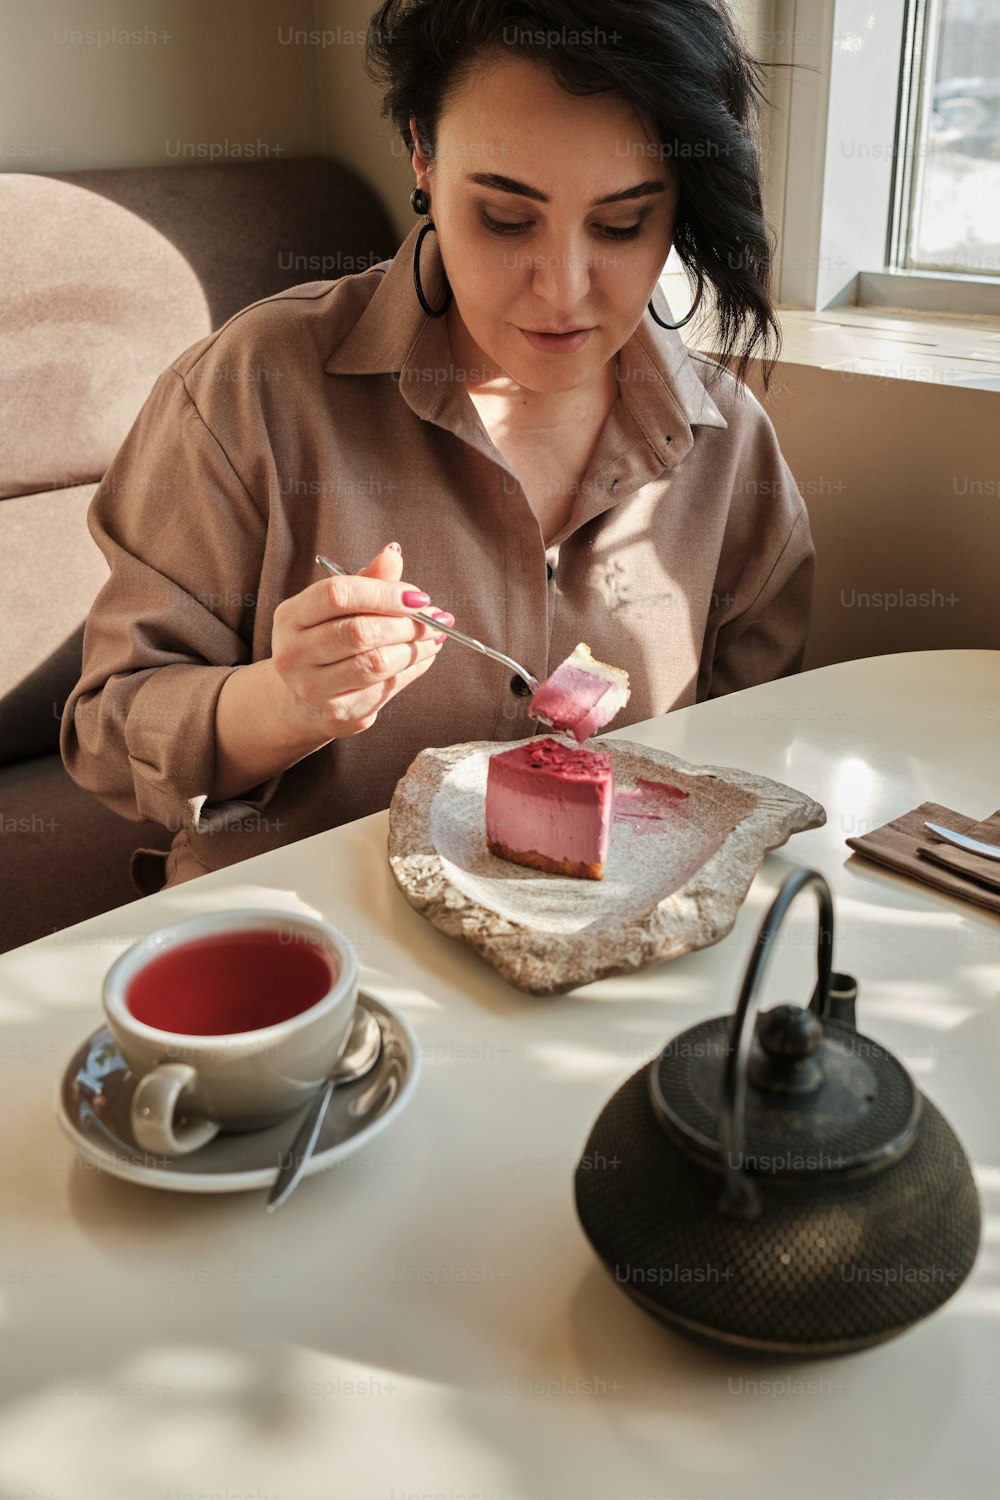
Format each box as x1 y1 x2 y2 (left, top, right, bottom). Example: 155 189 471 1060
409 114 429 177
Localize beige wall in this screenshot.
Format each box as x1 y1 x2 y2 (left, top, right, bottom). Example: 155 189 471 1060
747 364 1000 670
0 0 325 172
315 0 413 241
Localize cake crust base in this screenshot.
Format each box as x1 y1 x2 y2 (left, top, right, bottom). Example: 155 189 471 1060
487 835 604 881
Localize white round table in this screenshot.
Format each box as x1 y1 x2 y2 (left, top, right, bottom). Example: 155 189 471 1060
1 650 997 1500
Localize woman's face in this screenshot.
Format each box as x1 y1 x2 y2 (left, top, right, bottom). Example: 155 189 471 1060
411 52 678 397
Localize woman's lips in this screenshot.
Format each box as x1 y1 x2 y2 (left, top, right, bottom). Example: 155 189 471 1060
519 327 594 354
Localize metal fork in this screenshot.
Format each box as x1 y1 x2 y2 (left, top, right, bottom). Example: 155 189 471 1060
315 555 540 692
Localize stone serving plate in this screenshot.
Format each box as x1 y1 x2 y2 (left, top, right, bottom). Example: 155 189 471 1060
388 738 826 995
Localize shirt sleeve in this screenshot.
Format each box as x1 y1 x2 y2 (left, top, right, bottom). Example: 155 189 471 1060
60 365 283 835
699 397 816 700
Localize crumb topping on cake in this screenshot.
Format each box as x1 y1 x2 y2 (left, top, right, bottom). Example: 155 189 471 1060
517 737 612 778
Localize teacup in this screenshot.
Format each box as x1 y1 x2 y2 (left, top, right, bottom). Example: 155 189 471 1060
102 909 359 1156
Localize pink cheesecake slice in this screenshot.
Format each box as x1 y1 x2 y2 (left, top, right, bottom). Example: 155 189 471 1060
485 737 614 880
529 642 630 744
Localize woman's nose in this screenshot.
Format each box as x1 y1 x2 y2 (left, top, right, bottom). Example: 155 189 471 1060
528 235 593 309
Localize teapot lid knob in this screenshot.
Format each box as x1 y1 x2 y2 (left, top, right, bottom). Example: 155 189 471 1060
758 1005 822 1062
750 1005 824 1095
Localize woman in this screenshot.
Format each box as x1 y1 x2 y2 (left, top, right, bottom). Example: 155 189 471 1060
61 0 815 894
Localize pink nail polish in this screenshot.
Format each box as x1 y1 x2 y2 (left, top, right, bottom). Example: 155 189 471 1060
386 541 402 553
402 590 431 607
434 633 447 645
431 610 455 627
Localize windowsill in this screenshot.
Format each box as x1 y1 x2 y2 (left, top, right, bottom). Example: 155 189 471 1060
659 271 1000 394
854 271 1000 322
762 305 1000 393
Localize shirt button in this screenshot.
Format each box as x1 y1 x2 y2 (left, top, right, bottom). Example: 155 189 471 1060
510 675 532 697
546 561 554 580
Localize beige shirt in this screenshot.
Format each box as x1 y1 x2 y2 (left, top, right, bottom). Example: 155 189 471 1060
61 221 815 893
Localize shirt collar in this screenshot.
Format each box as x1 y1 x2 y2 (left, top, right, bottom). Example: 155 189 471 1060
324 221 727 462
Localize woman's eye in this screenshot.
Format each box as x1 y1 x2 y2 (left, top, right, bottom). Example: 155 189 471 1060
600 224 642 241
479 210 643 241
480 210 531 237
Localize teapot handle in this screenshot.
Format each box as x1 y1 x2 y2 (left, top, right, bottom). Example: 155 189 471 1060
717 866 846 1219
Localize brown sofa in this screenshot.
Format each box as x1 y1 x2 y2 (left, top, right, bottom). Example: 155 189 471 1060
0 157 396 954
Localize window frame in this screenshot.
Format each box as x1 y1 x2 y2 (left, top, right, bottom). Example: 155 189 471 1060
757 0 1000 317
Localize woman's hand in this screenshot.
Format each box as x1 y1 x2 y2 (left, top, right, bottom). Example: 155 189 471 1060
269 542 453 740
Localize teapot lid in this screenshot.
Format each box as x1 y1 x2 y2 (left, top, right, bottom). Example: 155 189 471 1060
649 1005 920 1180
649 869 922 1211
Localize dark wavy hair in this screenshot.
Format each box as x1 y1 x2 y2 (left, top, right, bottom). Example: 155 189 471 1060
364 0 781 388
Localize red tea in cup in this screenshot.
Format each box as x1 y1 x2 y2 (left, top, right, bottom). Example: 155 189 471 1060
125 929 336 1036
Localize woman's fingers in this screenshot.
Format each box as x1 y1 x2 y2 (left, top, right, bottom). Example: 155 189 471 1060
356 541 404 585
269 546 454 739
286 570 437 632
303 605 448 665
310 644 443 733
301 632 444 707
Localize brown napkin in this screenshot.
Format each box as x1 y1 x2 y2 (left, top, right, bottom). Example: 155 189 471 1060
845 802 1000 915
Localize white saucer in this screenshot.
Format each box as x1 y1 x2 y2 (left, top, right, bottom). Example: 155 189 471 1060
54 990 420 1194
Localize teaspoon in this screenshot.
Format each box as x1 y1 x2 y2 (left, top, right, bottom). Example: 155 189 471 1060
266 1004 382 1211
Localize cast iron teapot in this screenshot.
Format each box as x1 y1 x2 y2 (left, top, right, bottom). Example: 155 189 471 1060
575 867 981 1356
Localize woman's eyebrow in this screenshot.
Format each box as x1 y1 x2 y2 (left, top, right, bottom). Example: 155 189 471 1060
466 171 666 207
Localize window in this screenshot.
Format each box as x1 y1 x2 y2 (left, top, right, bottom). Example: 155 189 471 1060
755 0 1000 316
895 0 1000 279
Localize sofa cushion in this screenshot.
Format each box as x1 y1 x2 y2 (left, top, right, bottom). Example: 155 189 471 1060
0 483 106 765
0 752 172 955
0 156 397 766
0 156 397 500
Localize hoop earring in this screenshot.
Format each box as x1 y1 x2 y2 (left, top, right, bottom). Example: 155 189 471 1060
648 279 703 330
410 186 453 318
412 221 453 317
